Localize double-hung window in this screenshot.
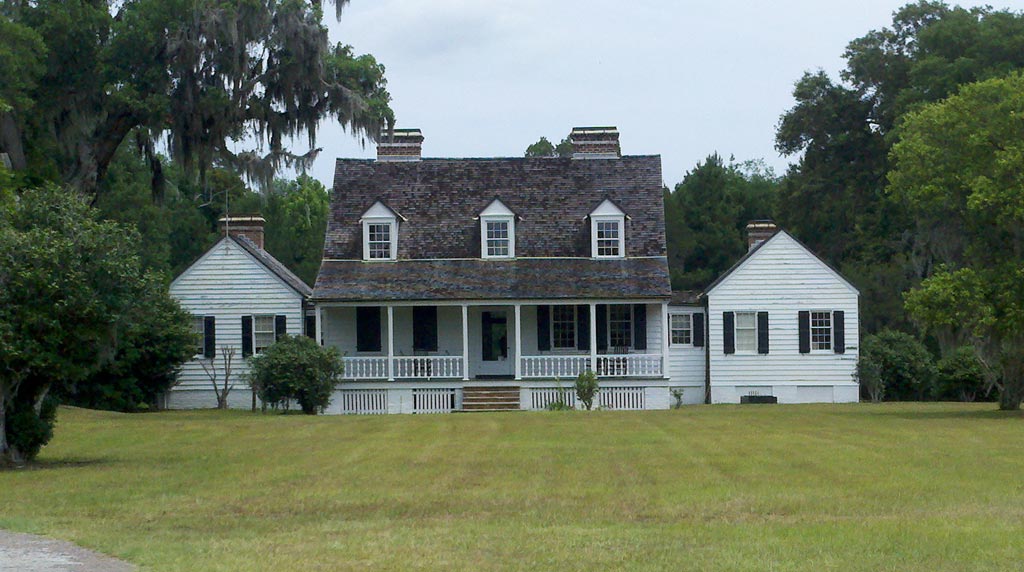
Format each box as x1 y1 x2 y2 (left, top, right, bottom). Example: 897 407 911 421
590 199 626 259
608 305 633 349
551 305 577 349
486 220 511 257
596 221 621 257
192 316 205 356
253 315 276 354
366 223 393 259
734 312 757 353
810 311 832 351
670 313 692 346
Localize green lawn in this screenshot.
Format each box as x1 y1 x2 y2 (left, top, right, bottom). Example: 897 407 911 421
2 404 1024 571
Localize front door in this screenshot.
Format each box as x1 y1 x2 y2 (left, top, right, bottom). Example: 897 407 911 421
478 310 512 378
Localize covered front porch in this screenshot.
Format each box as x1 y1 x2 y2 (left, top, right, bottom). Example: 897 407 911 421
315 301 670 381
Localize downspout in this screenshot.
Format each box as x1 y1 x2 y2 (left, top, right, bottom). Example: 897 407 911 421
703 295 711 404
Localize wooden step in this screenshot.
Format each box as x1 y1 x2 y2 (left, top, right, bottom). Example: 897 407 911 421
462 386 520 411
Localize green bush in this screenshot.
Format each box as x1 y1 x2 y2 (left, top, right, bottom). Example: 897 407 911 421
575 370 599 411
670 388 686 409
861 330 936 401
5 393 58 462
248 335 343 414
855 357 884 403
936 346 989 402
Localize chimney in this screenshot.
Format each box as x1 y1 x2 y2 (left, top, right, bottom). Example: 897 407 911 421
570 126 621 159
745 220 777 251
219 215 266 249
377 128 423 162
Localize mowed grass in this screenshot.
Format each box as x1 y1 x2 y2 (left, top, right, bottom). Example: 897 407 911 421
2 404 1024 571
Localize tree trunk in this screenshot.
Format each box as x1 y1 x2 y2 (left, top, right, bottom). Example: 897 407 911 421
0 390 9 467
0 112 27 171
999 360 1024 411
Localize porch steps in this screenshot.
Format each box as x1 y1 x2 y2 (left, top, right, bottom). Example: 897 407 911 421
461 386 521 411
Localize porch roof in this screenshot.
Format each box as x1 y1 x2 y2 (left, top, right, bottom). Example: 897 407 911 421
313 257 671 302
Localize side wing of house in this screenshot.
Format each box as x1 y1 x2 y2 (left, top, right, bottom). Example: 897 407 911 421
168 238 306 409
666 302 708 405
705 232 859 404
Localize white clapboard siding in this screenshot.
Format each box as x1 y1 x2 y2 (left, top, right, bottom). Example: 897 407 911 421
706 232 859 403
168 237 306 407
666 305 708 403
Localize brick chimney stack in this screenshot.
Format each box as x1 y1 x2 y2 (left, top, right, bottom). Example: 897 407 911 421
219 215 266 249
377 128 424 162
745 220 778 251
570 126 621 159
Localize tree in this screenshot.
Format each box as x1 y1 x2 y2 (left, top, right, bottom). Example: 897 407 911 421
0 183 148 465
248 335 342 414
861 330 935 401
665 154 777 290
936 346 989 402
57 275 196 412
262 175 331 286
200 347 237 410
1 0 393 197
891 73 1024 409
525 136 572 158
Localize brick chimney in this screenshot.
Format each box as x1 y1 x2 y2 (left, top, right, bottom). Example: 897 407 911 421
570 126 621 159
219 215 266 249
377 128 423 162
745 220 777 251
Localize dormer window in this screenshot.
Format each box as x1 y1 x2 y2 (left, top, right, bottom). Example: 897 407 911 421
590 199 626 258
361 201 400 261
479 199 516 259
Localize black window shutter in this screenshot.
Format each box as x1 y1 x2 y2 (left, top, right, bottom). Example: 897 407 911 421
633 304 647 350
241 316 253 357
203 316 216 358
304 315 316 339
723 312 735 355
833 310 845 354
596 305 608 351
357 307 382 352
692 312 705 348
757 311 769 354
798 310 811 354
576 305 590 351
413 306 438 352
275 315 287 341
536 305 550 351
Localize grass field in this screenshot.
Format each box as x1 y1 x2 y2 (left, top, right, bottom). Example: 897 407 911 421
1 404 1024 571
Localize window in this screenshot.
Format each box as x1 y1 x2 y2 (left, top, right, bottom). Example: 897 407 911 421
811 311 832 351
192 316 205 356
608 305 632 349
596 220 621 257
254 315 276 354
670 313 692 346
551 305 577 349
366 222 393 259
486 220 510 257
735 312 756 353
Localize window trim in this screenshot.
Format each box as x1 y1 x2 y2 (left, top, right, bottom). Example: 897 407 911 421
362 219 397 261
733 310 757 354
591 215 625 258
550 305 577 350
607 304 633 350
192 315 206 357
252 314 277 355
669 312 693 347
480 215 515 259
809 310 834 353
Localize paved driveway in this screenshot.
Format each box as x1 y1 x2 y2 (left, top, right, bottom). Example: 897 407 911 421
0 530 134 572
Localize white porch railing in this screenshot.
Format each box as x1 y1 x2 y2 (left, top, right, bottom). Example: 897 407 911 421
393 356 463 379
595 354 662 378
342 357 389 380
521 355 591 379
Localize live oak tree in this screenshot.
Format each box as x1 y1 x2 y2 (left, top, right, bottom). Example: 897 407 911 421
889 73 1024 410
0 0 392 197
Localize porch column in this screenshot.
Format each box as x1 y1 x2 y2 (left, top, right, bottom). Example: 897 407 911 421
386 305 395 381
461 304 469 381
589 302 598 373
315 305 324 346
514 303 522 380
662 302 671 379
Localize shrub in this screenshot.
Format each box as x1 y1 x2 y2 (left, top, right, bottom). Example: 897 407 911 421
670 388 686 409
855 357 884 403
248 335 343 414
545 379 574 411
936 346 988 402
861 330 935 401
575 369 599 411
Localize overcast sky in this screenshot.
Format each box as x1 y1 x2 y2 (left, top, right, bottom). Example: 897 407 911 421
298 0 1024 187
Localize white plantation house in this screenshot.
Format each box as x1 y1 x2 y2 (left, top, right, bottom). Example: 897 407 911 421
164 126 860 412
